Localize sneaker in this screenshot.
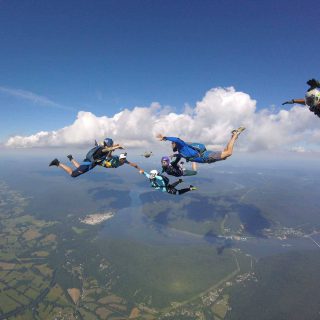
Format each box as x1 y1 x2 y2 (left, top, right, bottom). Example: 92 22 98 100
67 154 73 161
49 158 60 167
232 126 246 136
189 185 197 191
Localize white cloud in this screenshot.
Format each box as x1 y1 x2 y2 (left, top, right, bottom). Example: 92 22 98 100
0 86 74 111
5 87 320 152
291 146 306 153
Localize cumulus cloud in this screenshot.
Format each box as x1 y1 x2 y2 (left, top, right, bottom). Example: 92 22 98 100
5 87 320 151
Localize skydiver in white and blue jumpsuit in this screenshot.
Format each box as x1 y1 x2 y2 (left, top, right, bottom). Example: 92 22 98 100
140 169 197 195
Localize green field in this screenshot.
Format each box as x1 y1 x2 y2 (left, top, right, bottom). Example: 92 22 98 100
99 239 237 308
0 294 19 313
3 163 320 320
0 177 257 319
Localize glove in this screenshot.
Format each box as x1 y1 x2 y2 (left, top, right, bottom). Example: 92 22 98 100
282 100 294 105
307 78 320 89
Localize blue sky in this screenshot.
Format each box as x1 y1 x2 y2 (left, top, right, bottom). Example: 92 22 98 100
0 0 319 145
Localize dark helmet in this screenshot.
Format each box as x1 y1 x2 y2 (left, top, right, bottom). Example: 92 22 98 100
103 138 113 147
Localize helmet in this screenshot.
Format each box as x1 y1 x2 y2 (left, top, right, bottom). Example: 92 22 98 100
305 88 320 108
161 156 170 164
149 169 158 179
119 153 127 160
103 138 113 147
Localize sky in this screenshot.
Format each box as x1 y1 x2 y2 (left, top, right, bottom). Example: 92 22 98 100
1 0 320 153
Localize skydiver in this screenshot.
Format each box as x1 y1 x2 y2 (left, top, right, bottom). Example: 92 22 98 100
139 169 197 195
100 153 141 170
161 155 197 177
49 138 123 177
156 126 245 164
66 152 141 172
282 78 320 117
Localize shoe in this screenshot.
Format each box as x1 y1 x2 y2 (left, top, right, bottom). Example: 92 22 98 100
232 126 246 136
178 179 183 183
49 159 60 167
189 185 197 191
67 154 73 161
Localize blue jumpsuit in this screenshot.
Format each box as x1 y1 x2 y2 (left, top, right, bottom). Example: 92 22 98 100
164 136 223 164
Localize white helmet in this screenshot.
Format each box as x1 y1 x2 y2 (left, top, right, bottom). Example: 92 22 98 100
305 88 320 108
119 153 127 160
149 169 158 179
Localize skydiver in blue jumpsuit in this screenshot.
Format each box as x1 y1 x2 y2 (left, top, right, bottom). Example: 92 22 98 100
156 126 245 164
49 138 123 177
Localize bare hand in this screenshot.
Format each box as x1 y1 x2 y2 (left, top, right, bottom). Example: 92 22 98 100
156 133 164 141
139 170 144 174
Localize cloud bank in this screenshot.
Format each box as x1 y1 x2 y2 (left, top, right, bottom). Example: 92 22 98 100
5 87 320 152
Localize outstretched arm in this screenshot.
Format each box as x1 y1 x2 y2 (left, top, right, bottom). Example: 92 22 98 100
102 145 124 158
127 161 141 171
164 137 187 146
139 170 150 179
282 99 306 106
156 134 165 141
156 134 188 148
102 144 124 153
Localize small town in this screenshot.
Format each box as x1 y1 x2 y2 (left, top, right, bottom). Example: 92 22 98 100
79 212 114 225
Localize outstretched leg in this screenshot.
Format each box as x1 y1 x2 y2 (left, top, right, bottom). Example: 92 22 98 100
183 168 197 176
220 126 245 160
49 159 73 175
67 155 81 168
170 179 183 188
177 185 197 195
59 163 74 175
